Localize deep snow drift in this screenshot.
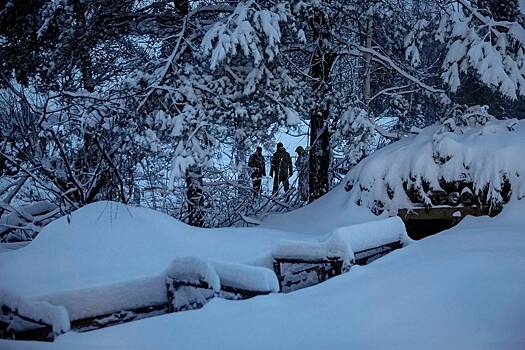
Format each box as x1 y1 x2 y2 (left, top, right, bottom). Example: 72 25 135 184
2 199 524 350
0 186 385 322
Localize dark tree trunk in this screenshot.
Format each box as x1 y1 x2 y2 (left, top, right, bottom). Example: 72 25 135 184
308 9 335 203
172 0 204 227
186 165 205 227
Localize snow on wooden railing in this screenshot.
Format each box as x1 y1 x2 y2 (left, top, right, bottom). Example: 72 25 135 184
0 218 408 340
272 217 409 291
0 289 70 340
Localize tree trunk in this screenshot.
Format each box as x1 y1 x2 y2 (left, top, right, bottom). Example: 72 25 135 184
363 16 373 108
186 165 205 227
308 9 335 202
175 0 204 227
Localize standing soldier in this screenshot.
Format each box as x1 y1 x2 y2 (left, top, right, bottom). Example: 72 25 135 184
270 142 293 195
248 146 266 195
295 146 309 201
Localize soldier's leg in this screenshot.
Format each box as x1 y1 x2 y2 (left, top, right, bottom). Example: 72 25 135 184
283 177 290 192
253 177 262 195
272 176 279 195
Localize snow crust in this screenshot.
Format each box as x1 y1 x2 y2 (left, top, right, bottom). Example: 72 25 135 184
346 118 525 213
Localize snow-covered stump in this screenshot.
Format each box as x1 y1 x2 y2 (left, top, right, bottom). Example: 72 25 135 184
272 236 350 293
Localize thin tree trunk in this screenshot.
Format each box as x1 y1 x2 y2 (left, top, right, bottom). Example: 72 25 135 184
175 0 204 227
363 16 373 108
308 9 335 203
186 165 205 227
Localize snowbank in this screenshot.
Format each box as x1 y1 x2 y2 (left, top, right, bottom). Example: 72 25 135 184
0 201 315 303
0 199 404 331
21 199 521 350
261 184 378 233
346 118 525 214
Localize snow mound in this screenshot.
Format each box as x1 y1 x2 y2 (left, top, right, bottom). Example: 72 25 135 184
262 184 378 233
0 289 70 334
346 118 525 214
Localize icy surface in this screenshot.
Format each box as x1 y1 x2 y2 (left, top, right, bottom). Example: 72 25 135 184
3 200 523 349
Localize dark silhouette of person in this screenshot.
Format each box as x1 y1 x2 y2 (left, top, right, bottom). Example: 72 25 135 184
248 146 266 195
295 146 309 201
270 142 293 195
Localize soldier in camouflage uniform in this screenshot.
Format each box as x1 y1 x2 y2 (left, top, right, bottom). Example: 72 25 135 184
270 142 293 195
248 146 266 195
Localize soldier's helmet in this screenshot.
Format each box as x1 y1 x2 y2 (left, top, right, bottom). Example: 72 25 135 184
277 142 284 149
295 146 304 154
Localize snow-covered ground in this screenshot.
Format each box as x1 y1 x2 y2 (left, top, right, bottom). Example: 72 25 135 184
2 198 525 349
0 185 383 324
